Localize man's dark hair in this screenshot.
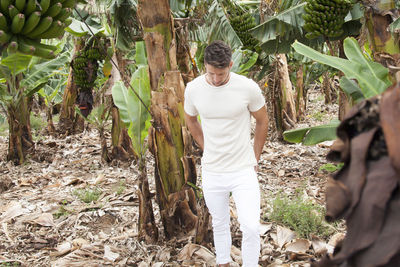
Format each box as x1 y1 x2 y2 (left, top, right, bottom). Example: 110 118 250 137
204 40 232 68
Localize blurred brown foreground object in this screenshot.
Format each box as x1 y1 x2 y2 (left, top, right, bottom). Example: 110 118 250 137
312 81 400 267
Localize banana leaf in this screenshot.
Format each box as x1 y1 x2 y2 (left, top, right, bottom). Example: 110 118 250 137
231 49 258 75
292 38 392 99
21 53 70 97
112 42 151 156
1 53 32 76
339 76 364 103
198 0 243 50
283 120 340 145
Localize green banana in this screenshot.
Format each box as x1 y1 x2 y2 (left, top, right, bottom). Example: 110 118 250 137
8 5 19 19
17 37 36 55
0 13 8 31
7 39 18 53
62 0 75 8
24 0 36 16
54 7 71 21
0 0 11 14
34 46 55 59
39 0 51 13
63 17 72 27
27 16 52 38
15 0 26 11
11 13 25 33
40 20 63 38
22 37 57 51
44 2 62 17
0 30 11 44
21 11 41 34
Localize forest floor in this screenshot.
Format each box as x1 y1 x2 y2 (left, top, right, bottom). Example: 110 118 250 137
0 87 345 267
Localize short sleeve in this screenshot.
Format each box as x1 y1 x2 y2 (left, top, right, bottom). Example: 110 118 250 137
248 81 265 112
184 85 198 116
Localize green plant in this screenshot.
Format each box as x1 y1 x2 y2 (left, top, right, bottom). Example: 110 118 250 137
319 163 344 173
30 113 46 132
113 180 126 195
73 187 102 203
0 262 21 267
311 110 325 122
53 204 70 219
268 191 335 239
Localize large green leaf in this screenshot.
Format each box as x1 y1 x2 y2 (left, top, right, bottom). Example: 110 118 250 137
283 120 340 145
21 53 70 97
135 41 147 66
292 38 391 99
339 76 363 103
203 0 243 50
65 18 104 37
231 49 258 75
1 53 32 75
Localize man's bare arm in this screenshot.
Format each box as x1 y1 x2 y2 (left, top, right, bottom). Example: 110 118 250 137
184 112 204 150
251 105 269 163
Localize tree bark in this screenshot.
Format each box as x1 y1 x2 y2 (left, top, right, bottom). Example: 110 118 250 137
277 54 297 130
58 41 84 135
138 0 203 241
7 77 34 165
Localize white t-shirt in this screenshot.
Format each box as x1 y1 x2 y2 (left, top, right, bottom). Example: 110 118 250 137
184 72 265 173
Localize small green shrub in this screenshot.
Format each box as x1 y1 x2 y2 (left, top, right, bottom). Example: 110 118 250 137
113 180 126 195
30 114 46 132
319 163 344 173
73 187 102 203
268 191 335 239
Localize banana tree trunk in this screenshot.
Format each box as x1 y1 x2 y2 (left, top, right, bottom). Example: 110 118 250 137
277 54 297 130
296 65 305 120
364 0 400 78
58 41 84 135
109 52 137 161
138 0 201 240
7 75 34 165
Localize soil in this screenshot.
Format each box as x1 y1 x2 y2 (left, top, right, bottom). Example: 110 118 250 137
0 87 344 266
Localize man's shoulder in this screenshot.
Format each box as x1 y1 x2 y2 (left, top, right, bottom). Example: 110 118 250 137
187 75 206 88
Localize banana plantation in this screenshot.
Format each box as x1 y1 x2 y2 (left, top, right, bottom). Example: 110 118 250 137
0 0 399 266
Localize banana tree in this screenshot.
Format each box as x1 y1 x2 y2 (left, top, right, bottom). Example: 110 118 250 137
284 37 392 145
111 41 158 242
0 52 70 164
137 0 202 241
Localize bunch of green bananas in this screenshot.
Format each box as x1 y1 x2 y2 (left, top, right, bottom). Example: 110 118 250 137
223 0 259 51
0 0 76 59
72 40 105 91
303 0 354 39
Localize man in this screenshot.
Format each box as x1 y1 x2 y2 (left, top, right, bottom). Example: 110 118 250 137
184 40 269 267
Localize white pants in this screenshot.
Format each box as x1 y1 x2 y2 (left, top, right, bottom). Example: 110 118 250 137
202 167 261 266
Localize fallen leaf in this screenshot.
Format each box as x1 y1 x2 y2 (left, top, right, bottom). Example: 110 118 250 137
51 242 72 257
285 239 310 253
30 213 55 227
311 236 328 256
260 223 273 235
103 245 119 262
153 263 164 267
278 170 285 177
276 225 296 249
0 202 29 223
328 232 345 247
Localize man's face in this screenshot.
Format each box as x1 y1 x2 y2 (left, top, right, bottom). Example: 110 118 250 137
205 62 233 87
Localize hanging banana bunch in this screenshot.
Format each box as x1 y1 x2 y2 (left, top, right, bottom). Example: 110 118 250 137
71 37 106 117
303 0 354 39
0 0 76 59
222 0 259 51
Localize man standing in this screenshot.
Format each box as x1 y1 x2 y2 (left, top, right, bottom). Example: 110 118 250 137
184 41 269 267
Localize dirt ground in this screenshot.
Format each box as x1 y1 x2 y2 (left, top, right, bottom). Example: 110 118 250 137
0 88 344 266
